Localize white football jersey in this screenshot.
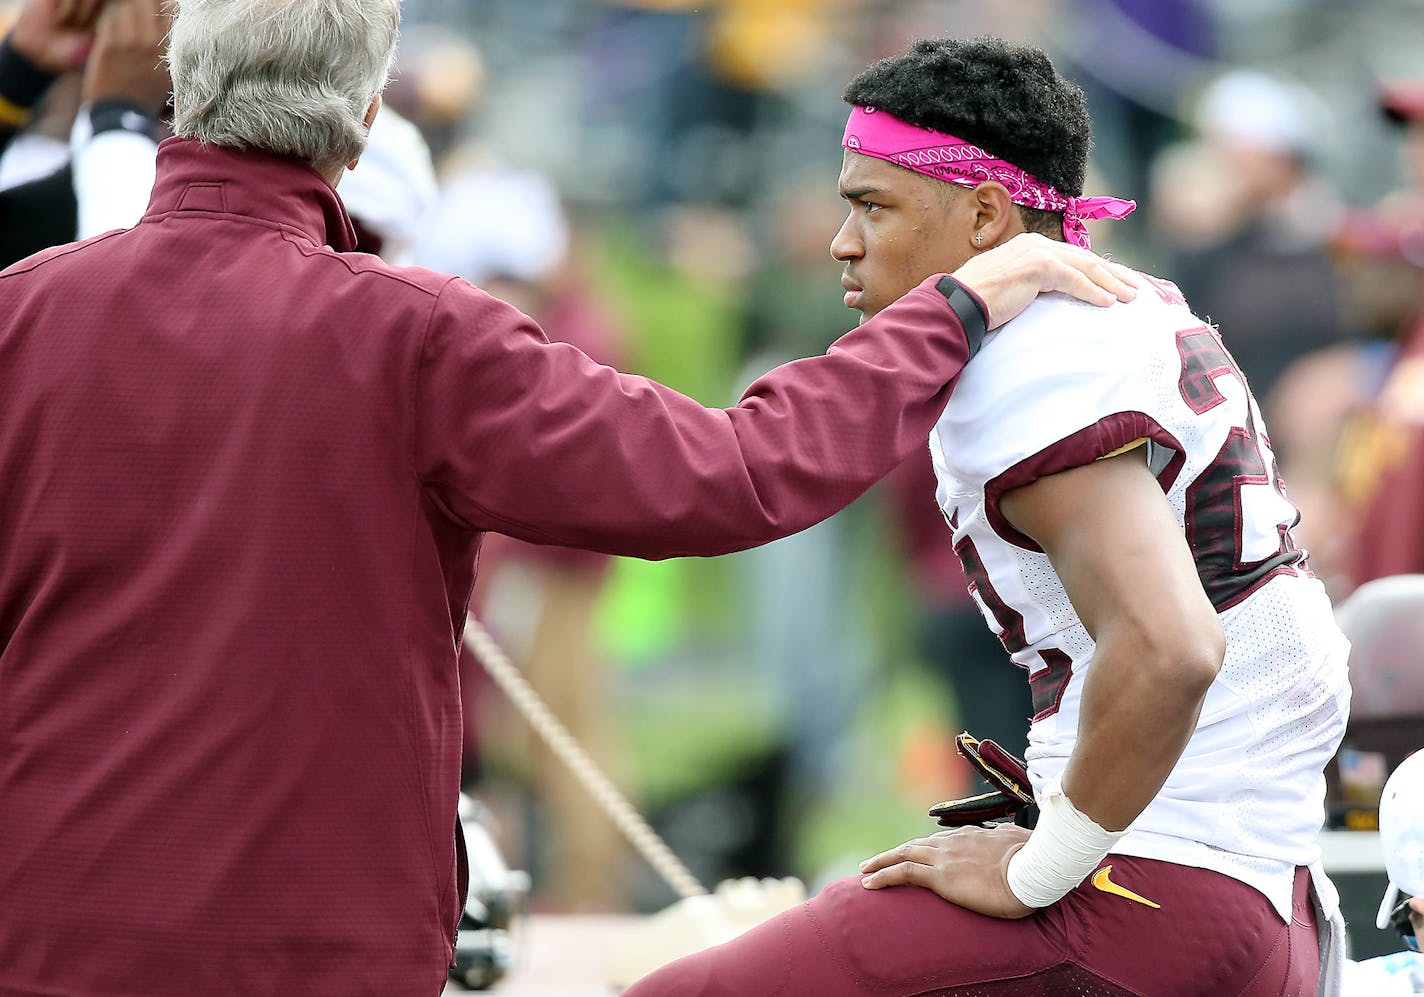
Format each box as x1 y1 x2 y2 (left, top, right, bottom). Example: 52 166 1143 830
929 276 1352 921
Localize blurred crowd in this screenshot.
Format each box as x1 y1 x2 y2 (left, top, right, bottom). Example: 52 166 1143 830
3 0 1424 918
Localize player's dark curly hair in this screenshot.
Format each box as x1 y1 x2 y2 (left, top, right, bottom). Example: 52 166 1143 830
843 36 1092 239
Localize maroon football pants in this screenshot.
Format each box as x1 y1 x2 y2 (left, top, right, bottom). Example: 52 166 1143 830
622 857 1319 996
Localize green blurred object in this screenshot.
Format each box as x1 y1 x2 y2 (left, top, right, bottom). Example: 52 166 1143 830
792 661 957 879
622 667 783 809
588 219 740 404
595 557 685 667
585 216 750 667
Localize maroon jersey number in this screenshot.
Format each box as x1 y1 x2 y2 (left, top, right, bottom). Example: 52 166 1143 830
1176 326 1304 608
953 527 1028 655
955 527 1077 719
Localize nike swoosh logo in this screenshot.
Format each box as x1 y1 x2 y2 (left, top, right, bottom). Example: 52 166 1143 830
1091 865 1161 909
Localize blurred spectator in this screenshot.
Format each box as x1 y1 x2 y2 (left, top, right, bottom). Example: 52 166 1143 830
0 0 97 258
0 0 95 153
338 107 438 264
1329 576 1424 816
731 175 870 861
0 72 76 188
1329 80 1424 593
583 0 843 211
1162 70 1348 408
467 260 629 912
3 3 433 272
70 0 170 240
885 452 1032 792
417 146 631 911
383 24 485 167
415 164 567 287
1057 0 1216 211
1379 80 1424 222
0 0 169 268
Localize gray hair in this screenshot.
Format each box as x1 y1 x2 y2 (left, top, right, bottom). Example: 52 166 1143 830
168 0 402 176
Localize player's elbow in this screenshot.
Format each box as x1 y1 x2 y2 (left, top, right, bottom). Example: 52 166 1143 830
1111 604 1223 702
1179 617 1226 692
1146 611 1225 699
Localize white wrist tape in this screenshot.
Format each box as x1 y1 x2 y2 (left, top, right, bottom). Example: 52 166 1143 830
1006 776 1126 908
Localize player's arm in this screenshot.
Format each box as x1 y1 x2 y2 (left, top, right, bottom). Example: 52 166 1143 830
857 446 1222 917
417 236 1136 559
998 446 1225 901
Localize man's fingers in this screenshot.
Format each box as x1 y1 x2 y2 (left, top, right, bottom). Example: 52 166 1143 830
56 0 107 29
1051 245 1137 304
52 0 83 25
860 859 937 891
91 0 122 42
858 839 941 875
122 0 147 44
1046 248 1141 306
121 0 161 41
127 0 169 46
1095 258 1139 302
94 0 150 49
1105 258 1140 286
1050 265 1118 308
145 0 173 41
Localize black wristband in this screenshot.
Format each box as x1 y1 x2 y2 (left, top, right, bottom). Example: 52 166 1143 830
89 100 158 138
0 34 59 114
936 275 990 360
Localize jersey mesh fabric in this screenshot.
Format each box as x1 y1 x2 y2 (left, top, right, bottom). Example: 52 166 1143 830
928 285 1350 921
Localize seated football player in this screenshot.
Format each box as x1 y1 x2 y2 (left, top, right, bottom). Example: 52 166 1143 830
625 35 1351 997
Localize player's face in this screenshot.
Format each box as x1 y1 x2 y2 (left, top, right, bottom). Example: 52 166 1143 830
830 150 978 323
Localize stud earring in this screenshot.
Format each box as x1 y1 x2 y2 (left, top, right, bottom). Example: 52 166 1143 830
974 232 984 246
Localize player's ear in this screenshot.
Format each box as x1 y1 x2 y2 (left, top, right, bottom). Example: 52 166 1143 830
968 182 1018 249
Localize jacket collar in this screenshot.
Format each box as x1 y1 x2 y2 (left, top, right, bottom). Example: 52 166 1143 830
144 137 359 253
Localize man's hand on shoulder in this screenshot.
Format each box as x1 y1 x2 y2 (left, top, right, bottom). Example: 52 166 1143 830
858 822 1036 919
951 232 1138 330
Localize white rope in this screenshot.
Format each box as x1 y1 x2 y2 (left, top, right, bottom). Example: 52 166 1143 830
462 615 709 901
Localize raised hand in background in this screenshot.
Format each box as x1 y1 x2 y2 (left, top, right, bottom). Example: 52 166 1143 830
8 0 107 73
82 0 170 113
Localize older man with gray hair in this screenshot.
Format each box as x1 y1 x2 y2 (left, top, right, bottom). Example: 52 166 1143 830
0 1 1135 993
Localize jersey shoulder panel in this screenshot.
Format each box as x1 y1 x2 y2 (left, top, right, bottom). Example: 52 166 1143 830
933 286 1203 492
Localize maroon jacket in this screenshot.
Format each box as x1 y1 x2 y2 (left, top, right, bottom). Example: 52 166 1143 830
0 138 977 995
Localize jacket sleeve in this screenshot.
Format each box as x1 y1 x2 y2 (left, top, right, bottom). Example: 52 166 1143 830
415 273 974 559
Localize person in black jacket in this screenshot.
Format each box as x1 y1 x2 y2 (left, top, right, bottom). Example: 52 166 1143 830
0 0 169 268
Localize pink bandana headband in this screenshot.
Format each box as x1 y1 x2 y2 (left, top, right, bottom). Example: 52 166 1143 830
842 105 1135 250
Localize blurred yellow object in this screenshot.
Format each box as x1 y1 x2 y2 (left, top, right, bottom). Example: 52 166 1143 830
708 0 831 91
415 43 485 123
394 27 486 126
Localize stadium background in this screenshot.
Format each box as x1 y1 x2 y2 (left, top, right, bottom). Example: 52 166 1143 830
381 0 1422 922
6 0 1422 989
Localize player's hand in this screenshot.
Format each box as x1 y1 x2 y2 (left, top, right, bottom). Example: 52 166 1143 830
83 0 172 111
950 232 1138 330
8 0 107 73
858 822 1036 920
